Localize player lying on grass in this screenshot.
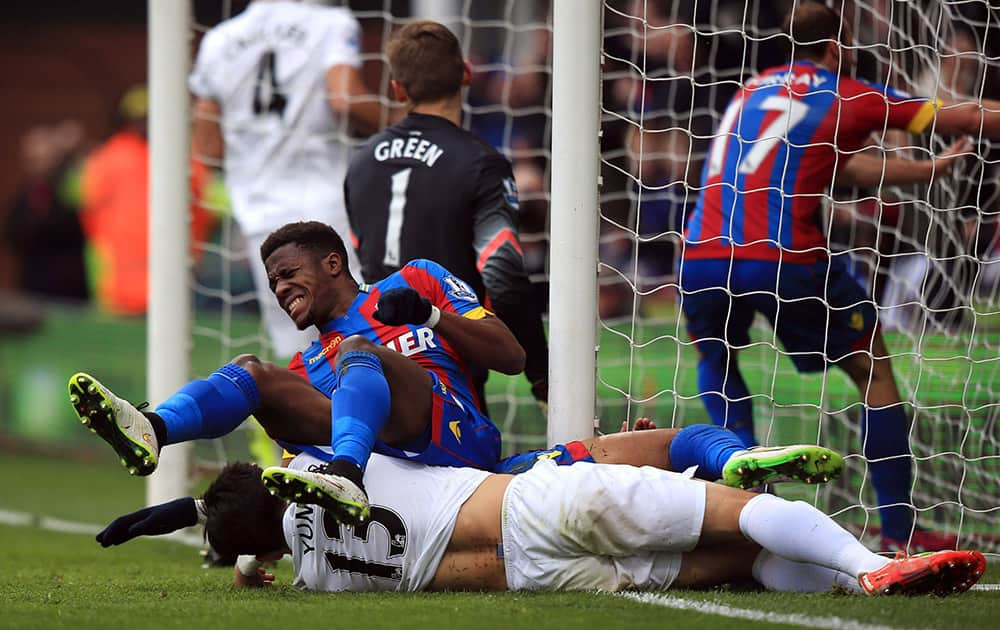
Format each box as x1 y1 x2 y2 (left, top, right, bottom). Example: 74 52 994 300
69 221 844 526
101 451 986 595
92 417 838 549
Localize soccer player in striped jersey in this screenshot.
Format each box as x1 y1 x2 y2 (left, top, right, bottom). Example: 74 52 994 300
680 1 1000 552
71 221 844 527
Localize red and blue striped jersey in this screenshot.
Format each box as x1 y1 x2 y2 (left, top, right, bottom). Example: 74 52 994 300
287 259 491 411
685 61 937 262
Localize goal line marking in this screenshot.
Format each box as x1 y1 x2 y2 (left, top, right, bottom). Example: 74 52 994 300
618 590 992 628
0 507 203 547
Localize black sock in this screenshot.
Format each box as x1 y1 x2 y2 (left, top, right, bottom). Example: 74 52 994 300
143 412 168 447
321 459 366 492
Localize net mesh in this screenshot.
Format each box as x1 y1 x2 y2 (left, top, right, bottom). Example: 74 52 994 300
186 0 999 552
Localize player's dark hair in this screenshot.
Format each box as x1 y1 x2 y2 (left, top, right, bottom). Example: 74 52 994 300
203 462 287 558
783 2 844 61
260 221 350 268
387 20 465 104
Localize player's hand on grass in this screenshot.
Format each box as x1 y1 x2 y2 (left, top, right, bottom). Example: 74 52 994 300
932 137 974 180
618 417 657 432
374 287 433 326
96 497 198 547
233 565 275 588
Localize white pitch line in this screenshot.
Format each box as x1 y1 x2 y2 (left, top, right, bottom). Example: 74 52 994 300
621 592 901 630
0 507 203 547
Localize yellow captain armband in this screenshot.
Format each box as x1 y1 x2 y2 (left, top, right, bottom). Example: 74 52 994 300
907 99 943 133
462 306 493 320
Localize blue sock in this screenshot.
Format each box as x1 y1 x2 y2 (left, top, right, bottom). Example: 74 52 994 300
696 339 756 446
154 363 260 445
862 405 914 540
331 351 391 471
669 424 748 481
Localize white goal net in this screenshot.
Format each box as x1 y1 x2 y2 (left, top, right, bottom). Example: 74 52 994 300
177 0 999 553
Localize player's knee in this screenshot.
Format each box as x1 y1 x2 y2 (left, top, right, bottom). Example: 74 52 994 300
229 354 274 382
230 353 263 370
334 335 377 361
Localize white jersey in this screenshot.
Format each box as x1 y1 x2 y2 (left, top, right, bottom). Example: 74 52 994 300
283 452 491 592
189 0 360 237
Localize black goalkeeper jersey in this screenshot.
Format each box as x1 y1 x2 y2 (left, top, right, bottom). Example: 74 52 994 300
345 112 549 401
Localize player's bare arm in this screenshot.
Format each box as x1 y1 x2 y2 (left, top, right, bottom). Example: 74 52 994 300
834 137 973 188
429 310 525 375
933 96 1000 137
191 98 224 163
325 64 387 135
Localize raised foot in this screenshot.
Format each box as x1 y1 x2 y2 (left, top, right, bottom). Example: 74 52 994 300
860 550 986 596
722 444 845 489
261 466 370 527
66 372 158 476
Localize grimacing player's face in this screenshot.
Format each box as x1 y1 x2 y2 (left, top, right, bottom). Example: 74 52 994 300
264 243 336 330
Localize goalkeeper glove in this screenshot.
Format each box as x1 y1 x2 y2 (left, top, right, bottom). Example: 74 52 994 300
96 496 198 547
374 287 438 327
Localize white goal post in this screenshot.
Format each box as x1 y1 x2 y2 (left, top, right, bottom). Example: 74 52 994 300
146 0 192 505
547 0 602 445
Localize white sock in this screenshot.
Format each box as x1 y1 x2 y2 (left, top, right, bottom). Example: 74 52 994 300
752 550 864 593
739 494 888 577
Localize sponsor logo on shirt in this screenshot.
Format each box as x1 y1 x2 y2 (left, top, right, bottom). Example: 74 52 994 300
383 327 438 357
308 335 344 364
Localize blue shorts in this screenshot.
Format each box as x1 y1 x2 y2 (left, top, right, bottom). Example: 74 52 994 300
679 256 877 372
494 441 595 474
373 371 502 470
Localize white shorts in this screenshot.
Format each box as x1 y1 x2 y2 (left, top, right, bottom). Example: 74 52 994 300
501 460 706 591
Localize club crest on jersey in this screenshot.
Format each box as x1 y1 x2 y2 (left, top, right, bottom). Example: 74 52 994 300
443 275 477 302
502 177 520 210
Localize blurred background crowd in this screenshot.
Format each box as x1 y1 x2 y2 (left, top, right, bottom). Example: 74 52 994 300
3 0 1000 326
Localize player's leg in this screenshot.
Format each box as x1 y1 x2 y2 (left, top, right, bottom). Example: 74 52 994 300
68 355 335 475
572 425 843 487
835 328 954 552
699 482 985 595
834 327 917 545
262 334 443 524
820 257 950 551
679 258 756 446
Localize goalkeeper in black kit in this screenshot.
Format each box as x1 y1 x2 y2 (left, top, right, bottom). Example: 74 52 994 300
344 20 549 407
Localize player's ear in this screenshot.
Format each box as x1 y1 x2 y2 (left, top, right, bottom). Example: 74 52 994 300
390 79 408 104
461 62 471 87
825 39 840 67
321 251 343 276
